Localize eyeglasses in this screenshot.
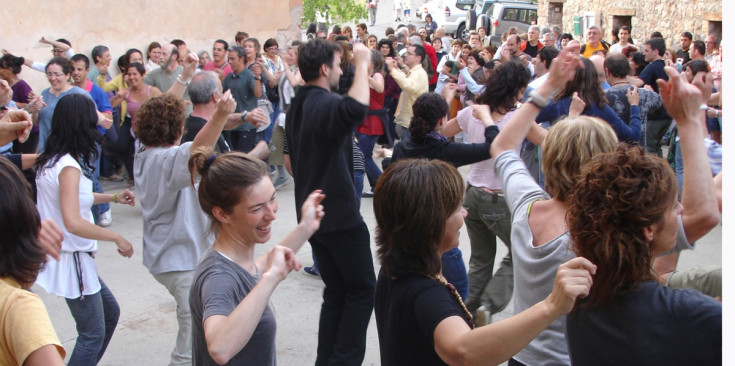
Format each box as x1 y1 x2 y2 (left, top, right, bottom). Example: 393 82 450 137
46 72 66 77
266 46 278 52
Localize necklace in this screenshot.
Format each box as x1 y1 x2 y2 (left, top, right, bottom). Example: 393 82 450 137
611 81 629 87
432 274 475 329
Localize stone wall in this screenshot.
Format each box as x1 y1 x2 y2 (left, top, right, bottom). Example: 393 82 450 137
537 0 721 50
3 0 303 91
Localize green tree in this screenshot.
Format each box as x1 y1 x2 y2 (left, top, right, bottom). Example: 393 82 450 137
302 0 368 27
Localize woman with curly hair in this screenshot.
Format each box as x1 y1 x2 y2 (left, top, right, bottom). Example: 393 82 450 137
34 93 136 365
131 66 242 365
373 158 595 365
565 145 721 365
535 57 642 142
0 157 66 365
440 60 544 326
565 66 721 366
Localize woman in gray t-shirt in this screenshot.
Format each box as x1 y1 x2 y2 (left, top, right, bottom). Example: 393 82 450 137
188 149 324 365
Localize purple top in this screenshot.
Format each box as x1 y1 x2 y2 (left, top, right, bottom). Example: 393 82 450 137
11 79 32 104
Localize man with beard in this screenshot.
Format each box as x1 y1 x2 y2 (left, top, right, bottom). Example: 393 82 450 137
285 40 376 366
144 43 191 111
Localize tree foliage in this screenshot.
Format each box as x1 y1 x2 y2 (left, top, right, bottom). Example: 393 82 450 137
302 0 368 27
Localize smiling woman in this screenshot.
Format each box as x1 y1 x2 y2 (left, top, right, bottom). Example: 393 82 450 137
188 148 325 366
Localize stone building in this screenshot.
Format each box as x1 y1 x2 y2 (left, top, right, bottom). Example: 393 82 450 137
3 0 304 91
537 0 721 50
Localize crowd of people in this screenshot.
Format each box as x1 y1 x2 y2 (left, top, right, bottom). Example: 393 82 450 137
0 12 723 366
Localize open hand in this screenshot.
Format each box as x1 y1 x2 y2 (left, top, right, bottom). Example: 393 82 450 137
299 190 326 234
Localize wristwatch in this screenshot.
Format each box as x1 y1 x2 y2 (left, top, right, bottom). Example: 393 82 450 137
240 110 248 122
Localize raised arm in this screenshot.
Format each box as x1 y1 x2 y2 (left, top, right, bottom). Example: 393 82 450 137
166 52 198 98
347 43 371 105
192 90 237 151
491 46 580 158
434 257 595 365
658 68 719 242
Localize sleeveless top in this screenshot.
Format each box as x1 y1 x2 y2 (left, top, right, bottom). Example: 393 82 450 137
126 85 151 129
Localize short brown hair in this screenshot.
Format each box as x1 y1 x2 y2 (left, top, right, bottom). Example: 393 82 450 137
568 145 678 309
374 159 464 278
189 148 270 232
134 93 186 147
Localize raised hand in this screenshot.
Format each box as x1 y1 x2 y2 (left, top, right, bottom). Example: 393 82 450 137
656 66 704 125
299 190 326 234
264 246 301 281
568 92 585 118
214 90 237 121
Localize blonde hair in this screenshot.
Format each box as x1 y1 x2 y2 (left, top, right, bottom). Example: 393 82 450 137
541 116 618 201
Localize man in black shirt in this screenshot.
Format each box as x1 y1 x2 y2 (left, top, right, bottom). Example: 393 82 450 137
630 38 671 156
285 39 376 366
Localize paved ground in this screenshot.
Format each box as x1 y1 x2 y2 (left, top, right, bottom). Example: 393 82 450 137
34 2 724 364
35 161 722 365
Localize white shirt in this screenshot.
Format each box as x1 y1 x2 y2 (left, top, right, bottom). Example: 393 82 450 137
36 154 101 298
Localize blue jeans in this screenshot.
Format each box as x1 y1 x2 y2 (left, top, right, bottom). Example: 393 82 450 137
675 139 684 199
65 278 120 366
91 144 110 224
353 169 364 208
355 133 382 190
441 247 469 300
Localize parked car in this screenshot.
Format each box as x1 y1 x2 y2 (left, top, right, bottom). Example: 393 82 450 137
458 0 538 46
415 0 467 37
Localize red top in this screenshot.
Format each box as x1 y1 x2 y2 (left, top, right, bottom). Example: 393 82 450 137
357 81 385 136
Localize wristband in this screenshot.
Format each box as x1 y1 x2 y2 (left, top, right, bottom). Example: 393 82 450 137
699 104 708 111
175 76 190 86
113 192 118 203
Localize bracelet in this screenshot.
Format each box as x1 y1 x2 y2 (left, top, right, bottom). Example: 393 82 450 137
699 104 708 111
175 76 190 86
113 192 118 203
526 89 550 109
